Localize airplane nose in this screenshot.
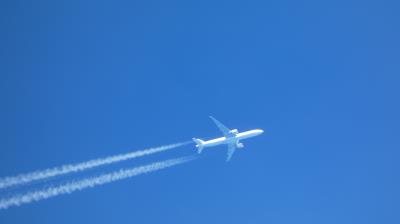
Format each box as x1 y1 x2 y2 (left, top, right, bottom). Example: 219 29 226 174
258 129 264 134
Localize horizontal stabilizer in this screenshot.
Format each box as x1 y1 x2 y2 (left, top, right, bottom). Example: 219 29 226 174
192 138 205 154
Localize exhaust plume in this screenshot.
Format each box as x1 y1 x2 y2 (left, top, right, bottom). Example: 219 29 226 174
0 156 195 210
0 142 191 189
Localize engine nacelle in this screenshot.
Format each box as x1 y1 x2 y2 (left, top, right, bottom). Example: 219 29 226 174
236 142 244 148
230 129 239 135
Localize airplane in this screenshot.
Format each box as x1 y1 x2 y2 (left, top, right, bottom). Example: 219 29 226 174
193 116 264 161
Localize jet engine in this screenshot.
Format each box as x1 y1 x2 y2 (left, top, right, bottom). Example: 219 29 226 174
230 129 239 135
236 142 244 148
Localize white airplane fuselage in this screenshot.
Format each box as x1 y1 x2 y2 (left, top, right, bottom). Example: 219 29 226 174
201 129 263 148
193 116 263 161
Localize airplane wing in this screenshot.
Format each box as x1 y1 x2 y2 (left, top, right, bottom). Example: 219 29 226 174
226 143 237 162
210 116 235 138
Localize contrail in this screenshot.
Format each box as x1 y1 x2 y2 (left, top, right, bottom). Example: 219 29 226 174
0 156 196 210
0 141 191 189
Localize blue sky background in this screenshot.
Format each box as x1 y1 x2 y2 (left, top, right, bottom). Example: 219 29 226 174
1 0 399 223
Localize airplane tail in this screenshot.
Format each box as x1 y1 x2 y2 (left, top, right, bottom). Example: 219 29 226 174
192 138 205 154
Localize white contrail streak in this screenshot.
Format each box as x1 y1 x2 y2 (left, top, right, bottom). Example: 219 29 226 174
0 142 191 189
0 156 195 210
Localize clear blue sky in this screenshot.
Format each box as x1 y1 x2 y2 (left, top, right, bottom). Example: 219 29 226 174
0 0 399 223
